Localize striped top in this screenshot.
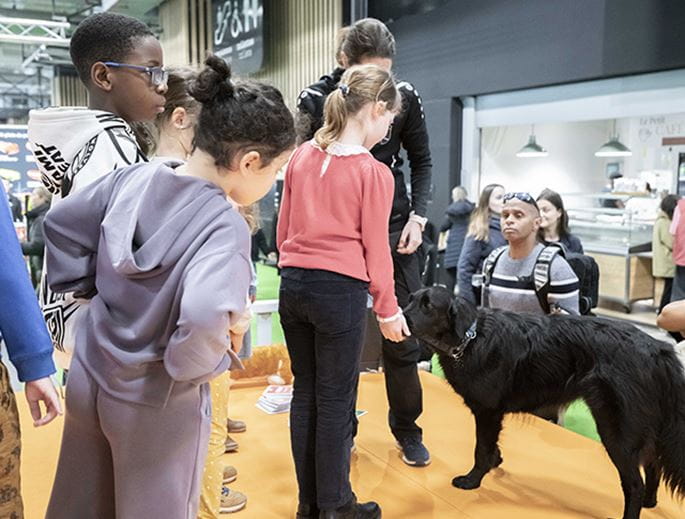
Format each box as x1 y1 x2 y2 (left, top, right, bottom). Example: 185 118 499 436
486 243 580 314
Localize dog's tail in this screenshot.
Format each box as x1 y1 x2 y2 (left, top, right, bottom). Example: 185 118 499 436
655 349 685 498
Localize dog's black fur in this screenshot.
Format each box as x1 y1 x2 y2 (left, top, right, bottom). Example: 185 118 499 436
404 286 685 519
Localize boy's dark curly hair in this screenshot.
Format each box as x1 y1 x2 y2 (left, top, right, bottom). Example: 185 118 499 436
70 12 155 84
189 55 295 168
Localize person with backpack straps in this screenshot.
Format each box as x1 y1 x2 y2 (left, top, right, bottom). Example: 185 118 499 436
479 192 580 423
480 192 580 316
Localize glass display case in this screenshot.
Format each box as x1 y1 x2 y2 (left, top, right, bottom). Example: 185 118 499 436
564 193 657 310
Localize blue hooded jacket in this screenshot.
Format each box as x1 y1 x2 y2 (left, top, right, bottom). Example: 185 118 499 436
0 182 55 382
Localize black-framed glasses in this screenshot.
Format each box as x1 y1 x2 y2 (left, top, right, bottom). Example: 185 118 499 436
503 192 539 210
103 62 168 87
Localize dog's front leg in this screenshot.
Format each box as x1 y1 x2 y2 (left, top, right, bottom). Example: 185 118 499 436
642 461 661 509
453 411 504 490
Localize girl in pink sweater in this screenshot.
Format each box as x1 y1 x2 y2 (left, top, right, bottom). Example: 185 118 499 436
277 64 408 519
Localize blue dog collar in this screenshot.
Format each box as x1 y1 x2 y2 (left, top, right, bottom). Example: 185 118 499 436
449 319 478 361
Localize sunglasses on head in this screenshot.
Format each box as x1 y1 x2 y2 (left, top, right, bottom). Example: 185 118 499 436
503 192 539 210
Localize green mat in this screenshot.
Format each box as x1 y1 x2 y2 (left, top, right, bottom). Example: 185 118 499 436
251 263 284 345
429 354 600 442
563 399 601 442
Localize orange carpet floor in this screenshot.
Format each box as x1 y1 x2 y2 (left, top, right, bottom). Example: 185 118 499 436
18 371 685 518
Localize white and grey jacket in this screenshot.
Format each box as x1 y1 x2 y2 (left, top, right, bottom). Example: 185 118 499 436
28 107 146 369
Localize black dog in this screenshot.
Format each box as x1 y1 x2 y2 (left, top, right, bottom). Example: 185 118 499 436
404 286 685 519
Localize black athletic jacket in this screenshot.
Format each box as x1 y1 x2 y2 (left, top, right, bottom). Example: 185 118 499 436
296 68 432 233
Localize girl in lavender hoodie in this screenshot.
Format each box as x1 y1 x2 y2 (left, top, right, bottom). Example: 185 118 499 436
42 55 295 519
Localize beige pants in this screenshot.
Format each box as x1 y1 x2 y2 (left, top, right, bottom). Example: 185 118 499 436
198 371 231 518
0 360 23 519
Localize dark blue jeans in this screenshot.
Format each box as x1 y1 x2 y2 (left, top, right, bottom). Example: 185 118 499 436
279 268 369 510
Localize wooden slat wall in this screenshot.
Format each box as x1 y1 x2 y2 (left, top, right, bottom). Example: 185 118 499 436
159 0 193 67
161 0 343 109
251 0 343 110
52 71 87 107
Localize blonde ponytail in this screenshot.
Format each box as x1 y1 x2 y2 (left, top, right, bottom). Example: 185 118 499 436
314 64 400 150
467 183 503 241
315 89 348 150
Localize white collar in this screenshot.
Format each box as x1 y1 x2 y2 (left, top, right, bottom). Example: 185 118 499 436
310 140 370 157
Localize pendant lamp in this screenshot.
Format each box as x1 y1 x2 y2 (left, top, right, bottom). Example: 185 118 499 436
595 120 632 157
516 125 548 158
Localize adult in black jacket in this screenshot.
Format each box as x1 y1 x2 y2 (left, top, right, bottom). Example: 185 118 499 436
21 186 51 287
297 18 433 470
440 186 474 294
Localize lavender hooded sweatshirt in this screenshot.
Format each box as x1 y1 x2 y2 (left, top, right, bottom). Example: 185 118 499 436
43 160 250 408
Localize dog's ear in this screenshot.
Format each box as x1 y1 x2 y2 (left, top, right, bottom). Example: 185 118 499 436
449 297 473 338
448 299 462 338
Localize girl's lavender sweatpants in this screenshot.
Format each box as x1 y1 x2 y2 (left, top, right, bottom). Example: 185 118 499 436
45 356 212 519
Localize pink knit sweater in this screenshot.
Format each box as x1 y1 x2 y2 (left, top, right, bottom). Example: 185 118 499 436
277 141 399 318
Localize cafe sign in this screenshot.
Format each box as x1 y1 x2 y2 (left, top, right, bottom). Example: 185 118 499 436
213 0 264 74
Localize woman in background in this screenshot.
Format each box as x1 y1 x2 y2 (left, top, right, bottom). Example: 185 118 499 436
536 188 583 253
457 183 505 305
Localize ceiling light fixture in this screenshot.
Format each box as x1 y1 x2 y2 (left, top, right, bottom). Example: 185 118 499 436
516 125 548 158
595 120 632 157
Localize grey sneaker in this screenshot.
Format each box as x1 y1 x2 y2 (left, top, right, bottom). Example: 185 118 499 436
396 437 431 467
225 435 239 453
223 465 237 484
227 417 246 433
220 487 247 513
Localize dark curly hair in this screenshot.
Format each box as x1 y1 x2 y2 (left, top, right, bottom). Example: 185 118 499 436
70 12 155 84
189 55 295 168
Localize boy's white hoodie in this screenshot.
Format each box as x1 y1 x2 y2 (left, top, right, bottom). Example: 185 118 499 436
28 107 146 369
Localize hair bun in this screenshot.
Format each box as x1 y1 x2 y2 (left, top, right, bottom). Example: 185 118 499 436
189 54 234 104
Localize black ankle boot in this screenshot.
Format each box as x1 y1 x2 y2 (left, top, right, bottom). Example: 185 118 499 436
296 503 319 518
319 498 381 518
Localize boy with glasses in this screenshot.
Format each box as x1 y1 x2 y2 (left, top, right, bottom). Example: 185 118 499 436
28 12 167 373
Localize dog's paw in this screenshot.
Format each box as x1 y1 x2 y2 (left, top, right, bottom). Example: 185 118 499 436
452 474 482 490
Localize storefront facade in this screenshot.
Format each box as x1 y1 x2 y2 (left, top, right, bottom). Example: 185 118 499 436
379 0 685 306
380 0 685 223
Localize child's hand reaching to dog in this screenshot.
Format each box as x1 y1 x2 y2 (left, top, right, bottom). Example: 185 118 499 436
379 313 411 343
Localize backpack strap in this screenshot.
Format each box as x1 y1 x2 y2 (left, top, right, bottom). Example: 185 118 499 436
531 244 564 314
480 245 508 308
